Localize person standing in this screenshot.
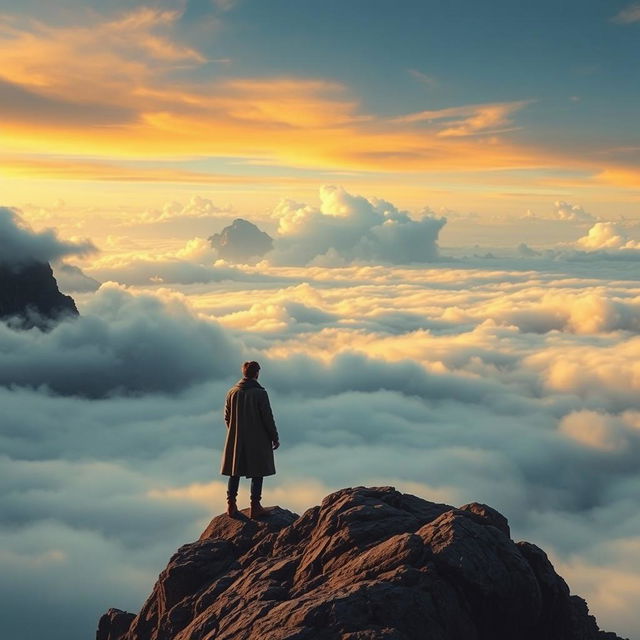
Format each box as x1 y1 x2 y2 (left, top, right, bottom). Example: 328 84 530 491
221 361 280 518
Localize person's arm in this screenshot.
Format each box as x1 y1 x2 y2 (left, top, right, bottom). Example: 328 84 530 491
224 392 231 428
259 390 279 447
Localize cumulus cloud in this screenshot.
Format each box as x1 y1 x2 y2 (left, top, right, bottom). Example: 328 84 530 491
553 200 596 223
131 196 233 225
270 186 446 265
516 242 540 257
576 221 640 250
517 200 597 225
0 206 95 266
85 237 284 286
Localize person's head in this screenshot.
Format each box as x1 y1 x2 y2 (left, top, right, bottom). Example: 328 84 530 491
242 360 260 379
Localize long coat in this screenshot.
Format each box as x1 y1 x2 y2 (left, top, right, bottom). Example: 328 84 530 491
220 377 279 478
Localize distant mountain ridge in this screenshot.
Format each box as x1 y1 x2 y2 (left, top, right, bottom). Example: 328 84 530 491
97 486 627 640
0 261 78 328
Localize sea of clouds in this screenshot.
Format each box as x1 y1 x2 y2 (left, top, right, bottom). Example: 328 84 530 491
2 191 640 640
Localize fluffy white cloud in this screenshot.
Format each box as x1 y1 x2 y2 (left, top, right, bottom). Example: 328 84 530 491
271 186 446 265
576 221 640 250
133 196 232 225
554 200 596 223
519 201 596 224
84 237 282 286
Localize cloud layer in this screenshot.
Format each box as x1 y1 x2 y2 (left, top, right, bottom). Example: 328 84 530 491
270 186 446 265
0 284 237 397
2 209 640 640
0 206 94 266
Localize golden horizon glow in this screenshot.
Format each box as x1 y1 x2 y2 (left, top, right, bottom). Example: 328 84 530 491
0 6 637 211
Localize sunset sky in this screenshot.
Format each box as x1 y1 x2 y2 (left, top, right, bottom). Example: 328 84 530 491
1 0 639 216
2 3 640 640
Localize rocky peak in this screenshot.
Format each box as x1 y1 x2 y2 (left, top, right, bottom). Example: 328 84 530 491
208 218 273 263
0 260 78 328
97 486 628 640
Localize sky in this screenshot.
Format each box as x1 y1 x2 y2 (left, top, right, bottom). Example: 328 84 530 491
1 2 640 640
0 0 639 217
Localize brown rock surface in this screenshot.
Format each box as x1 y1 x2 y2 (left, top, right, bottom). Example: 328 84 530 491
97 486 628 640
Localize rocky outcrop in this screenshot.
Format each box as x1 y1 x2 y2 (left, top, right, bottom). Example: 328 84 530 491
208 219 273 263
0 260 78 328
97 486 627 640
97 609 137 640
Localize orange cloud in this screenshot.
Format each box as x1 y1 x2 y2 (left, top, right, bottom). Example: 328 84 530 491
391 100 531 137
596 168 640 190
611 3 640 24
0 8 203 100
0 7 637 193
0 155 308 185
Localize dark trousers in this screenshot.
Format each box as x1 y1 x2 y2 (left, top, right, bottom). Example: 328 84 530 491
227 475 263 502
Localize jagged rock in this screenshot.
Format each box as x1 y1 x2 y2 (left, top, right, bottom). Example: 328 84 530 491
0 260 78 328
208 218 273 263
97 609 136 640
199 506 300 555
97 486 628 640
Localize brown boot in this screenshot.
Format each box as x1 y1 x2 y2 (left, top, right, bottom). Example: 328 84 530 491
226 497 238 517
250 500 269 519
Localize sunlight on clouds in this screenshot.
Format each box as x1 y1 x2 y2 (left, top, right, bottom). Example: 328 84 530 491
559 411 633 452
393 100 531 137
0 6 605 188
223 78 363 128
218 302 294 332
0 9 202 98
3 248 640 638
596 167 640 190
148 478 331 516
0 6 636 213
381 479 463 506
0 2 638 637
527 337 640 406
490 290 640 334
557 546 640 634
577 221 640 250
268 186 446 265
